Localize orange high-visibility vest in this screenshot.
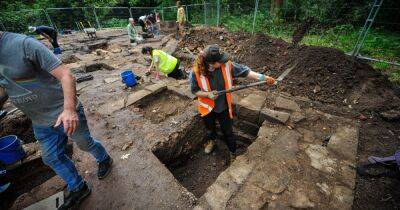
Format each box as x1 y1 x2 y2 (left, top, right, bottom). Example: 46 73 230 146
194 61 234 119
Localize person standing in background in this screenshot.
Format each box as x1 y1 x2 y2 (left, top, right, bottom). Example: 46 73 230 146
156 12 162 34
176 1 186 38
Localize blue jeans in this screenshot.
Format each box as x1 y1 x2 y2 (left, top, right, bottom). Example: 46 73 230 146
33 105 109 192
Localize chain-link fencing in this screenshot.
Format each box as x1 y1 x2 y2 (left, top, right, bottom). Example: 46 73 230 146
0 1 398 66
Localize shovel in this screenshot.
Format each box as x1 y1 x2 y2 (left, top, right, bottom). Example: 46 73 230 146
216 64 297 96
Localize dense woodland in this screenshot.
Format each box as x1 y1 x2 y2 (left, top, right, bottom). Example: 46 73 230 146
0 0 399 75
0 0 399 29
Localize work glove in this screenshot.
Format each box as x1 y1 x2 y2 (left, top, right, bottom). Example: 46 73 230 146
265 76 276 86
207 91 218 100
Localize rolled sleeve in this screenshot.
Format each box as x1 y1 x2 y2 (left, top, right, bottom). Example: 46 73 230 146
232 62 250 78
24 37 62 73
189 71 201 94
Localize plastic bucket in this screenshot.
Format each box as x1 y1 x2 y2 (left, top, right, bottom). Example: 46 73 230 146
121 70 137 87
0 135 26 165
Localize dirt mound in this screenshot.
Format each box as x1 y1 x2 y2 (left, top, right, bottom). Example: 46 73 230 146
279 46 375 103
179 27 288 70
179 27 399 112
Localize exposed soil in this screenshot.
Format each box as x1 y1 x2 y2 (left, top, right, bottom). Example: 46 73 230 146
177 27 400 209
0 112 35 143
133 90 191 124
169 139 249 198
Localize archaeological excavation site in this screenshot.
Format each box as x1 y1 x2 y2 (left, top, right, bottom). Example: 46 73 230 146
1 11 400 210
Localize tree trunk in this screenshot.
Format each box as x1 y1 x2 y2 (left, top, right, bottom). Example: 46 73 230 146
270 0 284 18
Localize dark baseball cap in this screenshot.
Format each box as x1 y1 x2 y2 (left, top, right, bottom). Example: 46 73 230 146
203 45 230 64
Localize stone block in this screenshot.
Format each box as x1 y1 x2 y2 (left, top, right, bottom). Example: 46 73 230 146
236 93 267 125
226 155 255 185
167 85 196 99
290 190 315 209
104 77 120 84
144 83 167 94
97 98 125 115
126 89 152 107
297 128 316 143
259 108 290 124
87 40 108 51
234 119 260 136
275 96 301 112
330 186 354 210
327 126 358 163
203 173 239 209
305 144 338 174
290 111 306 124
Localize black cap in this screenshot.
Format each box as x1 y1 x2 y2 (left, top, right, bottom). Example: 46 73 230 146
203 45 230 64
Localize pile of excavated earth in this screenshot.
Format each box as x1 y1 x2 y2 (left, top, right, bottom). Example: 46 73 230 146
1 25 400 210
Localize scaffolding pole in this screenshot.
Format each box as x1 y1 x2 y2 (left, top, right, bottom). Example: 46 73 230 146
44 9 57 32
217 0 221 26
252 0 260 34
203 1 207 25
93 8 101 29
351 0 383 56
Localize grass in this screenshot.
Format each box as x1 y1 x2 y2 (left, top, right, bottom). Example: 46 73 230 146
218 13 400 81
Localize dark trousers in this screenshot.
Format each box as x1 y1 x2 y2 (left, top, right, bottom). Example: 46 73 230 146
202 109 236 153
49 32 60 48
167 60 185 80
138 20 147 32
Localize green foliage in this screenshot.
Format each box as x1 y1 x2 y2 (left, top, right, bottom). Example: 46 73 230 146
101 18 127 28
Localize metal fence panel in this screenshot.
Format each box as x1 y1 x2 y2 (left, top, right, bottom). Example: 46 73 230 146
0 3 397 67
129 7 156 20
95 7 131 28
46 7 97 32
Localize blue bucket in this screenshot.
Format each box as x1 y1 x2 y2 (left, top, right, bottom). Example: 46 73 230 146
0 135 26 165
121 70 137 87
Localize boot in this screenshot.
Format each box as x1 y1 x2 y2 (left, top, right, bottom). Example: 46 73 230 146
98 156 113 179
58 182 91 210
204 140 215 154
229 152 237 165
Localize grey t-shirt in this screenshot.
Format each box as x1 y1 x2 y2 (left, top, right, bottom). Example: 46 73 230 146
190 62 250 113
0 32 65 126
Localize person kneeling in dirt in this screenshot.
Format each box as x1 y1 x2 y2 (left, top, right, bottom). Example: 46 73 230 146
28 25 62 55
141 46 186 80
0 31 113 209
127 18 144 46
190 45 276 163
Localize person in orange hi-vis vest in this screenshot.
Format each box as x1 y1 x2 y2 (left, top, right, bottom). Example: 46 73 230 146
189 44 276 163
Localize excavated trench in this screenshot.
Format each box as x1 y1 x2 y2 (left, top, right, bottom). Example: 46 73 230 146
153 111 261 198
132 89 192 124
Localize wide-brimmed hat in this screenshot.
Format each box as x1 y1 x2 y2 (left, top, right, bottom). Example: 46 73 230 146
203 44 230 64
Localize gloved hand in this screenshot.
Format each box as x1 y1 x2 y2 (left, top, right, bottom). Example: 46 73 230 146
265 76 276 86
207 91 218 100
